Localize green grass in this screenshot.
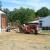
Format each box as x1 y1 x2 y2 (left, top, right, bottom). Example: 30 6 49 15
42 30 50 34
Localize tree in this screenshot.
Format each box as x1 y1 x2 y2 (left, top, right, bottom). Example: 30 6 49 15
48 10 50 15
36 7 49 17
7 7 36 25
3 8 9 14
17 7 35 24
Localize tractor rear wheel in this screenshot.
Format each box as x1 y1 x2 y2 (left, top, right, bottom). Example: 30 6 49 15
34 30 38 35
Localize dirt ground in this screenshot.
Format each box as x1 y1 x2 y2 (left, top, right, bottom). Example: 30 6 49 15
0 30 50 50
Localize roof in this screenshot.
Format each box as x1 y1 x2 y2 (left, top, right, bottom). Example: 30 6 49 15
28 20 39 23
0 10 5 14
28 16 50 25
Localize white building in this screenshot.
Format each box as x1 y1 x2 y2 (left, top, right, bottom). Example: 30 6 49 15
40 16 50 27
0 10 7 32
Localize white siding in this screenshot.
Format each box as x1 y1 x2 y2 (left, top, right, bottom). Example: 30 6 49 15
40 16 50 27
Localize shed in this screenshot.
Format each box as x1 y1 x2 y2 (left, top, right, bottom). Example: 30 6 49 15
39 16 50 30
0 10 7 32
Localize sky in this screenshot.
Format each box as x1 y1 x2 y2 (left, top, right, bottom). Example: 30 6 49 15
1 0 50 11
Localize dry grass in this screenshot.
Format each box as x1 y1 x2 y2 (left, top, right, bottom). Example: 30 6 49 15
0 30 50 50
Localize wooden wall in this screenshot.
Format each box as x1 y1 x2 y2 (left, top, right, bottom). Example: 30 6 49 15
1 15 7 31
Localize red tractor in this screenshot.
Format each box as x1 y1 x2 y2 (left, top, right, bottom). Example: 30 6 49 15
21 23 39 34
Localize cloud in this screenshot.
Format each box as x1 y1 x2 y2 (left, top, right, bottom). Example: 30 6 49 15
1 0 50 11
